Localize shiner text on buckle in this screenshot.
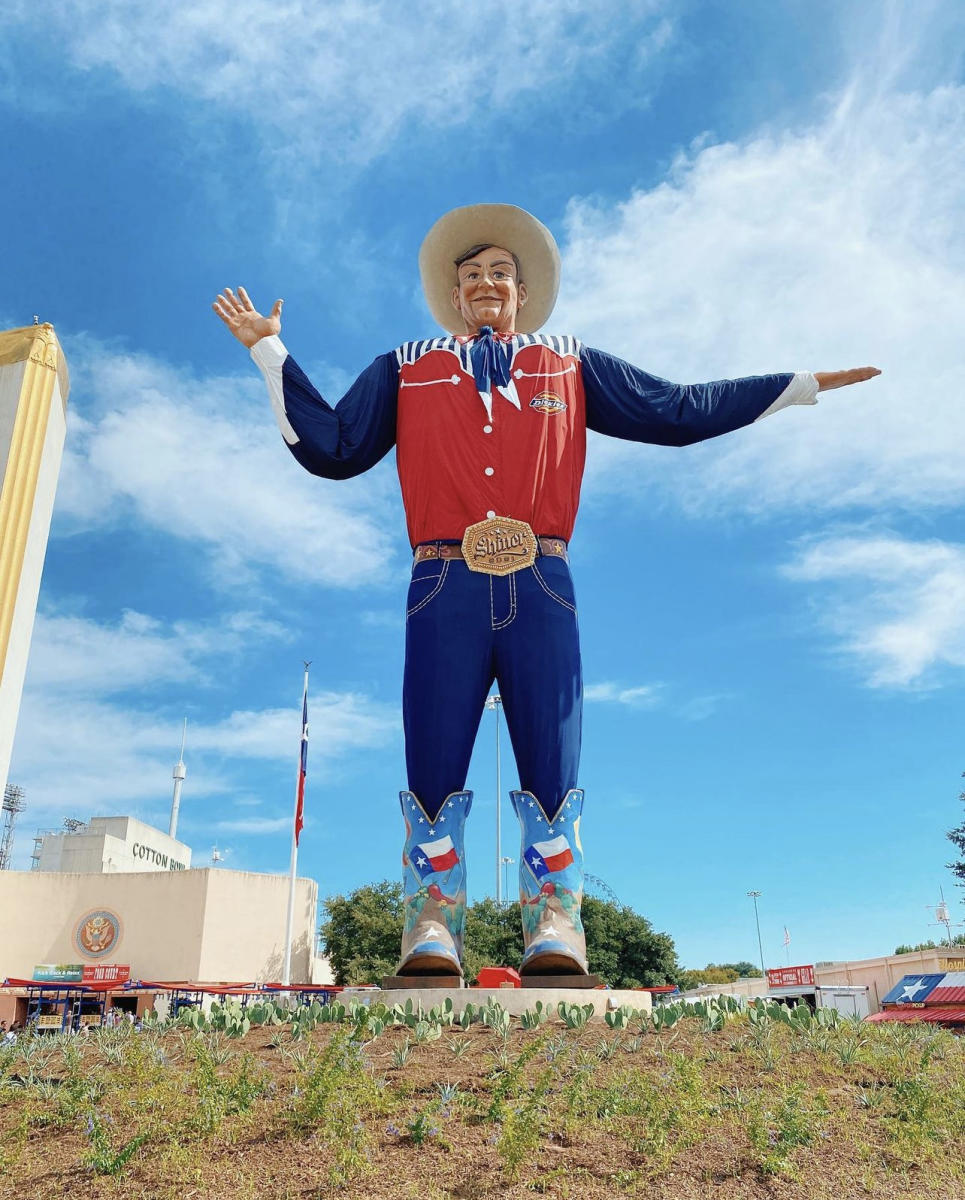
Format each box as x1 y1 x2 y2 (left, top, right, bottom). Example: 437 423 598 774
461 516 538 576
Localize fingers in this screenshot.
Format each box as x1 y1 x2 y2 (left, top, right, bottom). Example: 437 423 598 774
221 287 246 314
814 367 882 392
270 298 284 319
237 286 255 312
211 299 233 325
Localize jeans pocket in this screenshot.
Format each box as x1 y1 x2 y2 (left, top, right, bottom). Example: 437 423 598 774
406 559 450 617
531 559 577 614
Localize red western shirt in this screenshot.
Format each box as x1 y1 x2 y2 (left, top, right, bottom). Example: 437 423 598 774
251 329 812 547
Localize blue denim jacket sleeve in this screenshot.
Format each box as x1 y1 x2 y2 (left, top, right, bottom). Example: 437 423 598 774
282 351 399 479
581 345 794 447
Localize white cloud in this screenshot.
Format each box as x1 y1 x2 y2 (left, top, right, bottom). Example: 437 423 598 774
3 1 671 164
27 609 286 694
585 681 662 707
6 609 399 852
215 816 296 835
55 342 401 589
192 696 398 761
783 531 965 687
557 73 965 517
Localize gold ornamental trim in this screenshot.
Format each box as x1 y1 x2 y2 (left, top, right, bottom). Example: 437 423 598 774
461 517 538 576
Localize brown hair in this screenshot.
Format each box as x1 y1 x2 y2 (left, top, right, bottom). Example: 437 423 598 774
454 244 523 283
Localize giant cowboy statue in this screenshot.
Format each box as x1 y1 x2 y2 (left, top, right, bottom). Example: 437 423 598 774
214 204 879 985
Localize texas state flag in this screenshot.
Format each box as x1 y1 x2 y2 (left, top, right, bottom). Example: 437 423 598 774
879 974 944 1006
410 836 460 881
524 835 574 880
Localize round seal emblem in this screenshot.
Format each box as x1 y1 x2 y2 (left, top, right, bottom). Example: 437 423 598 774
74 909 121 958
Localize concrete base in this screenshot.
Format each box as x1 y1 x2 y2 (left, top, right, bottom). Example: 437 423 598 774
382 975 465 990
520 974 601 989
340 986 653 1019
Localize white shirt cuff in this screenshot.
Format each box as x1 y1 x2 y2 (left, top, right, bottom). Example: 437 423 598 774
249 333 289 369
250 335 298 445
755 371 819 421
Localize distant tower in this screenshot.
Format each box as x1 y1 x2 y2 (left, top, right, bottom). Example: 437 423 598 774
0 324 70 796
0 782 25 869
169 718 187 838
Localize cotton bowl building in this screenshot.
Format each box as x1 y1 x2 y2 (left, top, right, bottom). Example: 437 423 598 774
0 814 330 1028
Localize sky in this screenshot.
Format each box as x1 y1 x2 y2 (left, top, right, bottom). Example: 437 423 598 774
2 0 965 972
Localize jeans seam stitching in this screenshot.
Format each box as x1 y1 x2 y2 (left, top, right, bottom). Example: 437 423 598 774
531 563 576 613
492 571 517 629
407 559 449 617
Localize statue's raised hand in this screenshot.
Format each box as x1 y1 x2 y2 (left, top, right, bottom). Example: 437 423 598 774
212 287 283 348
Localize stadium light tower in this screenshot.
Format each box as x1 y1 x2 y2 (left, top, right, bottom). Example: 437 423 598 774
0 783 25 870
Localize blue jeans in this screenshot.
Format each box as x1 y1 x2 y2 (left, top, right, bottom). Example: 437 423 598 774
403 547 583 822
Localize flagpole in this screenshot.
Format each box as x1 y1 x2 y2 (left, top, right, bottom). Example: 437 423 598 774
282 662 310 988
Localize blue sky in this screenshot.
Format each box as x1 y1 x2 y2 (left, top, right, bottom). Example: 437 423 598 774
3 0 965 972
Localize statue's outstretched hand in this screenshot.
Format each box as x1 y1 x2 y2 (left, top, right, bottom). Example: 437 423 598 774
212 286 283 348
814 367 881 391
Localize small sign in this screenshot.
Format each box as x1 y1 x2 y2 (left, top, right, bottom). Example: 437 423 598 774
767 964 815 989
33 964 83 983
82 964 130 984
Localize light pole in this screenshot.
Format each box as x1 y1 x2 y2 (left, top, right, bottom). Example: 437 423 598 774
747 890 766 979
501 856 515 905
485 695 503 904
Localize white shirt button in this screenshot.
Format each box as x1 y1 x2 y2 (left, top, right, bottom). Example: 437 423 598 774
486 510 496 519
450 374 461 384
484 467 494 476
483 424 493 434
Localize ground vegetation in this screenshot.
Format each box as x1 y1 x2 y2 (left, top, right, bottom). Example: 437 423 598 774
2 995 965 1198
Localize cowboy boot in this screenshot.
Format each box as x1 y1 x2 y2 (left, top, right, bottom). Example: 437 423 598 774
396 790 472 977
511 788 589 976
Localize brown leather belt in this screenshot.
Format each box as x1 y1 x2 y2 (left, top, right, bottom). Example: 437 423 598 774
414 536 568 566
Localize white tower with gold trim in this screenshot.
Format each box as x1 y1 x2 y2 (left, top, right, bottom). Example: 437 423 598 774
0 324 70 796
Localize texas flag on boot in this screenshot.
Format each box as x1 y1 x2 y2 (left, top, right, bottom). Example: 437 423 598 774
525 835 575 880
411 835 460 881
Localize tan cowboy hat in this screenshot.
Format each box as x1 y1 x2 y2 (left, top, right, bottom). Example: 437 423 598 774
419 203 561 334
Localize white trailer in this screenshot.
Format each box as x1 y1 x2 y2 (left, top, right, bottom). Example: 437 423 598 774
815 985 870 1019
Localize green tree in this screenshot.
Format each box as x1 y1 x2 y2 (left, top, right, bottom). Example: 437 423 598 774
580 895 679 987
678 966 739 991
718 960 764 978
320 880 404 984
947 771 965 894
321 881 680 987
894 940 942 955
463 898 524 983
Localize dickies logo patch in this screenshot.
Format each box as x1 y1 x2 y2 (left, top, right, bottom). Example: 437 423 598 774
530 391 567 415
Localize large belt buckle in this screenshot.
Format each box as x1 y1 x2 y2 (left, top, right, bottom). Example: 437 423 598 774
462 516 538 576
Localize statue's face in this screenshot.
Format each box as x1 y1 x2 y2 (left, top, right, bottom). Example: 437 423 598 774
451 245 527 335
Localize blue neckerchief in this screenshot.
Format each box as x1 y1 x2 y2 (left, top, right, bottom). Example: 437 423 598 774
468 326 520 419
469 326 512 394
